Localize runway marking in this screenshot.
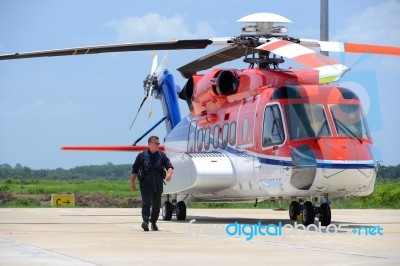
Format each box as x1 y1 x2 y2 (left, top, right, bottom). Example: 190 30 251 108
183 227 400 262
0 237 98 266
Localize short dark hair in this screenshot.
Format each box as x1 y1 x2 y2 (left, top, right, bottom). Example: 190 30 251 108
148 136 159 144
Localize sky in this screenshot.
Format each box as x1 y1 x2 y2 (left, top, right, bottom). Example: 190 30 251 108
0 0 399 169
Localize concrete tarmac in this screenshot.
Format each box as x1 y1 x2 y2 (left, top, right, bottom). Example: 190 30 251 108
0 208 399 265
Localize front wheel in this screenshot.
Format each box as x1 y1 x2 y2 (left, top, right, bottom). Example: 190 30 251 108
319 203 331 226
162 201 172 220
176 201 187 221
302 201 315 226
289 201 300 221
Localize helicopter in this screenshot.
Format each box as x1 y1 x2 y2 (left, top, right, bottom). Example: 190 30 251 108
1 12 399 226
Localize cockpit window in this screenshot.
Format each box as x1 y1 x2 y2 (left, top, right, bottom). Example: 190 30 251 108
284 104 331 140
263 105 285 147
330 104 371 141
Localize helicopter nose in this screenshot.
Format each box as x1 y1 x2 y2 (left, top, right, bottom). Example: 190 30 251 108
313 139 376 195
289 140 376 195
290 144 317 190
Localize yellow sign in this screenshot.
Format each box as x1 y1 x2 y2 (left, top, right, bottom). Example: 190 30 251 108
51 194 75 207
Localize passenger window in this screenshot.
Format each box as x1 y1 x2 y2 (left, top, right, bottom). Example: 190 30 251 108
242 119 248 142
263 105 285 147
222 124 229 147
197 128 203 151
230 122 236 146
204 127 210 150
188 122 197 151
213 125 220 149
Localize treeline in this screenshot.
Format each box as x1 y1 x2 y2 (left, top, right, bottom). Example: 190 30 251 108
0 163 132 180
377 164 400 179
0 163 399 180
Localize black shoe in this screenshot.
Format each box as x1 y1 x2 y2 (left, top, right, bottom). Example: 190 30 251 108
141 221 149 231
151 223 158 231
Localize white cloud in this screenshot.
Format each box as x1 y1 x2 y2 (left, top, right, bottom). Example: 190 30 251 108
333 0 400 45
107 13 216 43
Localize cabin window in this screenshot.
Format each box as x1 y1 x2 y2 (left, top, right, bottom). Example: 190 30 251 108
197 128 203 151
188 122 197 151
204 127 211 150
213 125 220 149
242 119 248 142
263 105 285 147
230 122 236 146
222 123 229 147
330 104 371 140
284 104 330 140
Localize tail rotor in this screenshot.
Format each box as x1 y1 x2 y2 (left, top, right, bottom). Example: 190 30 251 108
129 52 169 129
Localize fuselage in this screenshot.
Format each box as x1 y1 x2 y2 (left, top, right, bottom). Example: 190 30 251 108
163 68 376 202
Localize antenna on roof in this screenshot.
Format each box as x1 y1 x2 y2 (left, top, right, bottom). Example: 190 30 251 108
237 13 291 35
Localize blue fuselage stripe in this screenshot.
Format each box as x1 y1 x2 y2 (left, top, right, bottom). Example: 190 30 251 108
168 117 375 170
315 162 375 169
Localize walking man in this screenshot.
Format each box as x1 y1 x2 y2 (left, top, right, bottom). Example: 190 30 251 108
130 136 173 231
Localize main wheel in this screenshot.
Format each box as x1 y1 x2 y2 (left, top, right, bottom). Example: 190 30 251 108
176 201 187 221
289 201 301 220
162 201 172 221
302 201 315 226
319 203 331 226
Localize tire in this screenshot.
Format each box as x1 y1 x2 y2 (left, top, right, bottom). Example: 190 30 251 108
289 201 301 220
176 201 187 221
162 201 172 221
302 201 315 226
319 203 331 226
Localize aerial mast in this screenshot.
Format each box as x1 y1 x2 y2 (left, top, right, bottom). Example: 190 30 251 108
320 0 329 56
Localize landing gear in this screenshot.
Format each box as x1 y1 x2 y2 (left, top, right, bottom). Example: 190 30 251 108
289 201 300 220
288 196 331 226
162 198 187 221
176 201 187 220
302 201 315 226
318 203 331 226
162 201 172 220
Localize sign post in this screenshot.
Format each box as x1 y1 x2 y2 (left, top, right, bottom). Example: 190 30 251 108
51 194 75 207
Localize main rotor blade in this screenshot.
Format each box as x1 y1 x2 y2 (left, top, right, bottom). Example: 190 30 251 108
300 39 400 56
177 45 247 78
257 39 349 83
0 39 213 60
61 145 164 152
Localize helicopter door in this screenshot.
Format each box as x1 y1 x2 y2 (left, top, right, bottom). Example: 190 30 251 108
237 96 260 189
262 103 288 180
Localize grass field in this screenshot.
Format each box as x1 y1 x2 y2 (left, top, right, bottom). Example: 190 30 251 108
0 178 399 208
0 179 139 208
0 179 135 196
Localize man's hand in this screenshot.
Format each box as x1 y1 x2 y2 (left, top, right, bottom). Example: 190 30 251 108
130 182 135 192
165 168 173 182
130 173 137 192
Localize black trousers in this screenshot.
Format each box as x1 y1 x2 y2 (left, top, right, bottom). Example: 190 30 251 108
140 182 162 223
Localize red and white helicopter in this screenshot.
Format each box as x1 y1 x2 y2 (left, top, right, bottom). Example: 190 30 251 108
1 13 399 226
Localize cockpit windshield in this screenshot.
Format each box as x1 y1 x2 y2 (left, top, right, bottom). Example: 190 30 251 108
284 104 331 140
330 104 371 141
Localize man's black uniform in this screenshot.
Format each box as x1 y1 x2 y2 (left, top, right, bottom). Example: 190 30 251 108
131 149 173 225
